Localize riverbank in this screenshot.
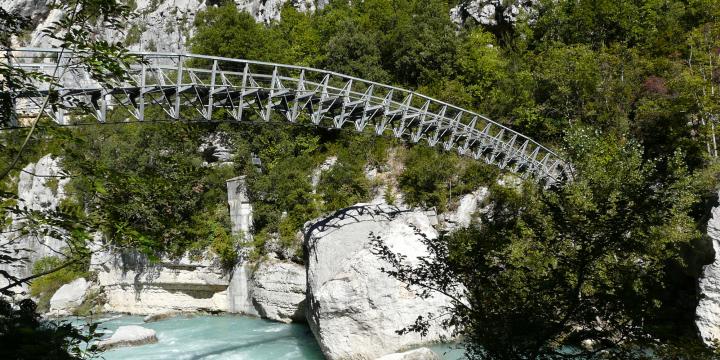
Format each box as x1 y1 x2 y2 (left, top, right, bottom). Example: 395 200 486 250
75 314 464 359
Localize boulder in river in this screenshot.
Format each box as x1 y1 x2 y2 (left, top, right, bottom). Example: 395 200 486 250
143 310 187 323
97 325 158 350
49 278 90 316
305 204 454 359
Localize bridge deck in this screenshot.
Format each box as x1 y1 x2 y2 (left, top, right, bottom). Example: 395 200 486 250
4 48 571 186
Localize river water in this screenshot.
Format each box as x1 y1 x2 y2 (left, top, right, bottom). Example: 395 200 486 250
84 314 464 359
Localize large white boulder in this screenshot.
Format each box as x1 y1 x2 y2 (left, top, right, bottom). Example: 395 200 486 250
305 204 454 360
251 260 306 323
697 195 720 345
97 325 158 350
375 348 442 360
48 278 90 315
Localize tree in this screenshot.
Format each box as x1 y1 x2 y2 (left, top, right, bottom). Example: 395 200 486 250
374 128 716 359
0 1 136 358
191 3 288 63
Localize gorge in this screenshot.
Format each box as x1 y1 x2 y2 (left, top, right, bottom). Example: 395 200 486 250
2 0 720 359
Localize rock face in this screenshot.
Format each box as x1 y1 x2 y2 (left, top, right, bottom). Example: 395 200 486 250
227 176 253 238
439 187 488 232
91 246 307 320
450 0 539 27
227 263 260 316
86 176 306 320
200 132 234 165
2 0 326 51
235 0 327 24
305 204 454 360
90 249 231 315
251 260 306 323
697 196 720 345
48 278 90 316
0 154 69 293
375 348 442 360
97 325 158 350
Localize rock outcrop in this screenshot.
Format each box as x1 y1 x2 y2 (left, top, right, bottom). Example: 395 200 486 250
305 204 453 359
450 0 539 27
697 195 720 345
227 176 253 239
48 277 90 316
90 249 231 315
85 176 307 320
375 348 442 360
97 325 158 350
2 0 326 51
235 0 327 24
251 260 306 323
0 154 69 293
439 187 488 232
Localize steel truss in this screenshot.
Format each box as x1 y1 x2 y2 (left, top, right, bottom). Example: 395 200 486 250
6 48 571 186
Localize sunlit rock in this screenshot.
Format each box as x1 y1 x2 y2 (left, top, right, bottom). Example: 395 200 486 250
697 195 720 346
90 249 230 315
1 0 326 51
251 260 306 323
439 187 488 232
48 277 90 316
97 325 158 350
304 204 454 359
450 0 539 27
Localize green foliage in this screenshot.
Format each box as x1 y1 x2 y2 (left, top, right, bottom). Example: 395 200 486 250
125 23 145 45
192 4 289 62
30 256 88 313
215 124 390 259
0 299 101 359
60 121 235 258
399 146 498 212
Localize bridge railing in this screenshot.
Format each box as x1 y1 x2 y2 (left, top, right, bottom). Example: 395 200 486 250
6 48 572 185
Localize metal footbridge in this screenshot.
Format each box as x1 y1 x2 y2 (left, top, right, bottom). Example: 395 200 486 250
5 48 571 185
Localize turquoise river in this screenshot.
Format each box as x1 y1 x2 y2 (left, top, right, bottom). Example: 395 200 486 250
75 314 464 359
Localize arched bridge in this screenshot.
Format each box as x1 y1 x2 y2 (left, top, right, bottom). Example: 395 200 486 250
6 48 571 186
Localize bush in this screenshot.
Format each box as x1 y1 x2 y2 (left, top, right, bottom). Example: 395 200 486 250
399 145 497 212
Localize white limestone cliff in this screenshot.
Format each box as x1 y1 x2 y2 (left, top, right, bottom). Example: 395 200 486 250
304 204 454 360
1 0 326 52
0 154 69 293
90 249 231 314
439 187 489 232
697 195 720 346
450 0 539 27
375 348 442 360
